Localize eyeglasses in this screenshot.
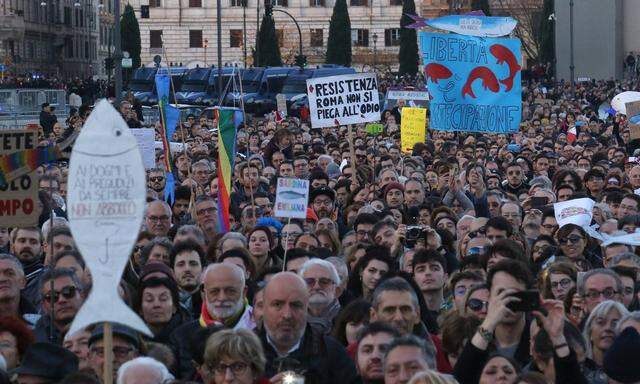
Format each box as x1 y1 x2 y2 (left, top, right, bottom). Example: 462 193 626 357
508 170 521 176
558 235 584 245
304 277 335 288
196 207 217 216
211 361 249 375
313 199 333 207
90 346 135 359
467 298 489 312
147 215 170 222
584 288 619 300
43 286 79 303
133 245 144 253
551 278 573 290
149 177 165 182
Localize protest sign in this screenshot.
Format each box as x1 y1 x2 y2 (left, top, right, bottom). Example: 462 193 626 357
406 14 517 37
307 73 380 128
274 178 309 219
131 128 156 169
554 198 594 228
0 130 39 227
419 32 522 133
276 94 288 117
384 89 430 110
625 100 640 140
366 123 384 135
400 107 427 153
67 101 151 341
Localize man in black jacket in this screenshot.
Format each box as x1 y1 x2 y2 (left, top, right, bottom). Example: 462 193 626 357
259 272 360 384
39 103 57 137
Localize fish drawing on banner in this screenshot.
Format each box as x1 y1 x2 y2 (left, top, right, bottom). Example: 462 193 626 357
405 13 517 37
67 100 151 337
419 32 522 134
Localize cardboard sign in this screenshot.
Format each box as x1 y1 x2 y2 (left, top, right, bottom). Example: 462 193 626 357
131 128 156 169
274 178 309 219
0 130 39 227
626 100 640 140
419 32 522 133
307 73 381 128
400 107 427 153
366 123 384 135
276 94 288 117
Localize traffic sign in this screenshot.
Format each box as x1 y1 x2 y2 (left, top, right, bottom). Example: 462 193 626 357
0 64 6 72
122 58 133 68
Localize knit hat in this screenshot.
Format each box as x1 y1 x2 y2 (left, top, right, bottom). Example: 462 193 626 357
383 182 404 197
603 327 640 383
139 261 176 282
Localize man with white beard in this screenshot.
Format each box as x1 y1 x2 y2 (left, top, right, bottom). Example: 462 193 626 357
298 259 341 333
170 263 254 379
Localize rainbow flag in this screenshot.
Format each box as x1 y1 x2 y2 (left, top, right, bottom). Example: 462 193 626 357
0 146 58 187
155 74 180 204
216 107 242 233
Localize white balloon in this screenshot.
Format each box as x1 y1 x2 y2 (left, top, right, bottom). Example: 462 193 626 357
611 91 640 115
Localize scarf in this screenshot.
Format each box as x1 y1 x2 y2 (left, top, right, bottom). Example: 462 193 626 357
199 298 247 328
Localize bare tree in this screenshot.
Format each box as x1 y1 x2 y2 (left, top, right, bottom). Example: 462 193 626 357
491 0 545 61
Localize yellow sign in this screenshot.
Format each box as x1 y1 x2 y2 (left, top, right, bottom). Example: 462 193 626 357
400 107 427 153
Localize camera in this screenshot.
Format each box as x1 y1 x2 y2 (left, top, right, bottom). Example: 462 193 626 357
405 226 425 248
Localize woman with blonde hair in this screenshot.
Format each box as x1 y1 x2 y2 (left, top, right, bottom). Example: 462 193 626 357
204 328 269 384
408 370 459 384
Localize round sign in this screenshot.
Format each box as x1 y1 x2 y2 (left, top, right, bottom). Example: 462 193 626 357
153 55 162 65
123 51 130 58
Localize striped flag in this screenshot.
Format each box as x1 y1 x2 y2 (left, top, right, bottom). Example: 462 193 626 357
216 107 243 233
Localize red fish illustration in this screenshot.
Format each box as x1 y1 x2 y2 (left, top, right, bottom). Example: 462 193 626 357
461 66 500 99
490 44 521 91
424 63 453 83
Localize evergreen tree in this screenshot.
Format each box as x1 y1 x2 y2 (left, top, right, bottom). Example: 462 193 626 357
399 0 419 76
539 0 555 66
255 12 282 67
325 0 351 67
120 4 141 69
471 0 491 16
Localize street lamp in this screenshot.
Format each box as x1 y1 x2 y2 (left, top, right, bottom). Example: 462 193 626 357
372 32 378 69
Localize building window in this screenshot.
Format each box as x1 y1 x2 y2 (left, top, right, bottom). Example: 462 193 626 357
310 0 324 5
230 30 243 47
275 29 284 47
64 7 71 26
350 0 367 5
150 30 163 48
273 0 287 6
352 29 369 47
384 28 400 46
189 30 203 48
390 0 402 4
149 0 161 7
189 0 201 7
65 37 73 58
230 0 246 6
310 28 323 47
140 5 149 18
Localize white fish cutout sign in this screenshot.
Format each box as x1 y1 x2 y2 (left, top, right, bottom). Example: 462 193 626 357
67 100 151 337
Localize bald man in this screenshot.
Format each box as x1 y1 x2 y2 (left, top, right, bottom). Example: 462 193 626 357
145 200 173 237
170 263 255 378
258 272 360 384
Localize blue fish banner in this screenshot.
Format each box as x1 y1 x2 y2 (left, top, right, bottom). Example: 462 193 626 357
419 32 522 134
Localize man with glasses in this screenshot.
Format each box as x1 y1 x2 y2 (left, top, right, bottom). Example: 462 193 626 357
194 195 218 241
353 213 378 244
578 268 624 316
298 259 341 333
145 200 173 237
310 186 336 220
33 268 85 344
502 162 527 196
500 201 523 233
293 156 310 179
147 168 166 200
88 323 141 383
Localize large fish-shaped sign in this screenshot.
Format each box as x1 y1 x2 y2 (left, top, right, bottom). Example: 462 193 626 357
67 100 151 337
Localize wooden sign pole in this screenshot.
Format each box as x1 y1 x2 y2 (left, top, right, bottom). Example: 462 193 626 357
103 322 114 384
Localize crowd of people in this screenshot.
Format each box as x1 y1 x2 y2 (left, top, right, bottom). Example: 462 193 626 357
3 71 640 384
